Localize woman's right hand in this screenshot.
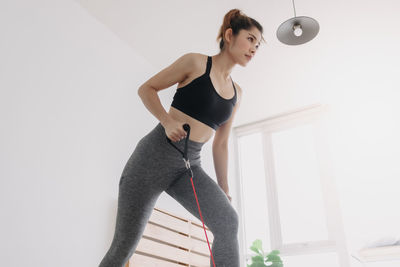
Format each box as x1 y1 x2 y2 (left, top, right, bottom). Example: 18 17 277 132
162 116 187 142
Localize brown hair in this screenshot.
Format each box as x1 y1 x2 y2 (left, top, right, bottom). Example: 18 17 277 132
216 9 265 51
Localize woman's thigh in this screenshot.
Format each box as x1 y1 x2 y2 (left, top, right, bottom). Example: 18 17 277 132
165 165 238 234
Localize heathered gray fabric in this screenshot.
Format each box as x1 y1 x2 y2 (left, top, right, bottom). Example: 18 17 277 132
99 122 239 267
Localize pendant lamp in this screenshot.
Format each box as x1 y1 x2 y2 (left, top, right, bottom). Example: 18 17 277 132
277 0 320 45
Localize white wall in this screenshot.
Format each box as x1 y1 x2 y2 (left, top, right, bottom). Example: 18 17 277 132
1 0 400 266
231 1 400 264
0 0 215 266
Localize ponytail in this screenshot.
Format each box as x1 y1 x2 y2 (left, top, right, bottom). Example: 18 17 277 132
216 9 265 50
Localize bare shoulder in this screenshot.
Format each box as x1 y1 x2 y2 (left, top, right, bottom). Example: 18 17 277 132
182 52 206 64
175 52 203 69
192 52 209 69
191 52 208 61
233 81 243 104
182 52 209 77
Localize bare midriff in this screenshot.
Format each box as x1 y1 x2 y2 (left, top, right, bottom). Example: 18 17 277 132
167 106 214 143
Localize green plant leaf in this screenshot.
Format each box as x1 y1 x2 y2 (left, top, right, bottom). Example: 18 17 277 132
250 246 261 255
250 239 264 256
266 254 282 262
251 255 264 263
248 239 283 267
253 239 263 250
269 250 281 255
249 262 268 267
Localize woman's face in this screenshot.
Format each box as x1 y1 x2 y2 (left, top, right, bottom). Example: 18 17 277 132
228 27 262 66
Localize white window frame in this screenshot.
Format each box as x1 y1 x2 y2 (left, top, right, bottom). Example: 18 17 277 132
233 103 350 267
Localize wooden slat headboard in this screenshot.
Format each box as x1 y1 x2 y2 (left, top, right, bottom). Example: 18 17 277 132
127 206 214 267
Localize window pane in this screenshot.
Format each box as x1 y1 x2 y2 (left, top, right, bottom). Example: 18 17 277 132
238 133 271 253
271 123 329 244
281 252 340 267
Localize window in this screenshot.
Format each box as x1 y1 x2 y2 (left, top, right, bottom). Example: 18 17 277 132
234 104 350 267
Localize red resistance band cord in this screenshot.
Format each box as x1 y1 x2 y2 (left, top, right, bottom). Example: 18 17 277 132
166 124 216 267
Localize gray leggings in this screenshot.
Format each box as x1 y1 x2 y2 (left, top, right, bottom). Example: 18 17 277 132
99 122 240 267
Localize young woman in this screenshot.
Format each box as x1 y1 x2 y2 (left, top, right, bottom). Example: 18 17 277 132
99 8 264 267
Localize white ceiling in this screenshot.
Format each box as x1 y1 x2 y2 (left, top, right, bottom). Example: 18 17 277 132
74 0 400 126
74 0 323 70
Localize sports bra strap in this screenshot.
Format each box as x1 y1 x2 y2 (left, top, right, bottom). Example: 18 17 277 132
230 77 237 93
206 56 212 75
206 55 237 97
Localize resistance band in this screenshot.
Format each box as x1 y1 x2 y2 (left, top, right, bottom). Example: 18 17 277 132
166 123 216 267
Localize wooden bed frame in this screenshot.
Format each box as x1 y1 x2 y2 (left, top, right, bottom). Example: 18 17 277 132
126 206 214 267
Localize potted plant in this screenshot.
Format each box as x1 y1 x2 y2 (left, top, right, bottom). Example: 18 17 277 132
247 239 283 267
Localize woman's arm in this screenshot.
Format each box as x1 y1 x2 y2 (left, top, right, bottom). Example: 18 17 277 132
212 83 242 202
137 53 196 126
138 87 172 127
212 144 230 194
213 145 232 202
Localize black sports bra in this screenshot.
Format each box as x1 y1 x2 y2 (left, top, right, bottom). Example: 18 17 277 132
170 56 237 130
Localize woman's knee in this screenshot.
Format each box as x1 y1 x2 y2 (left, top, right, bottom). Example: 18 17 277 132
227 208 239 234
212 206 239 236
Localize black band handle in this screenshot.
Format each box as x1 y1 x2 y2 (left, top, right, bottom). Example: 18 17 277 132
182 124 190 159
183 123 190 132
166 123 191 160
